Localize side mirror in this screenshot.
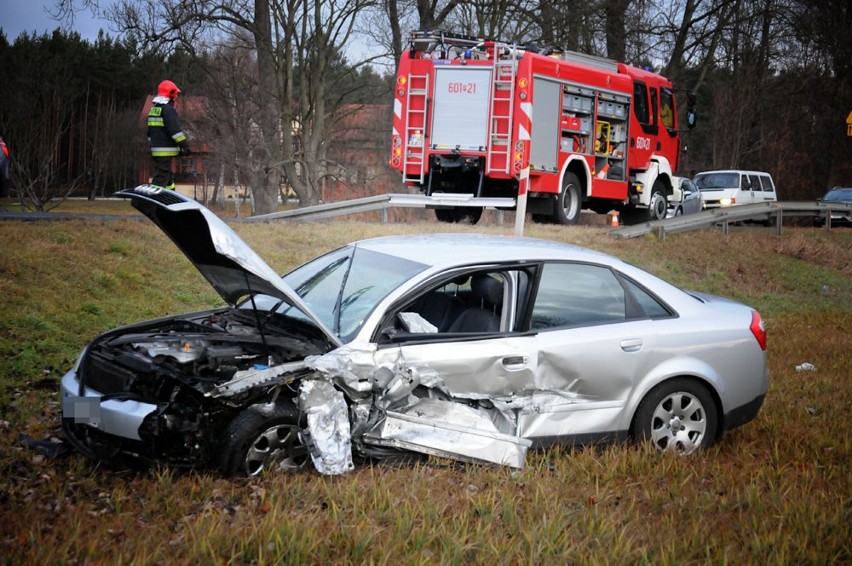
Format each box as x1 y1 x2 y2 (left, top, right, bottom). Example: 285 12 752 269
380 326 398 341
686 91 697 129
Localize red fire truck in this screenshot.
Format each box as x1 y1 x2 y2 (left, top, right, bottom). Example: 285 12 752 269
389 30 695 225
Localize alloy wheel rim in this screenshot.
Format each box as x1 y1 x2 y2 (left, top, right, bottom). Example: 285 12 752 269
244 424 310 476
649 391 706 454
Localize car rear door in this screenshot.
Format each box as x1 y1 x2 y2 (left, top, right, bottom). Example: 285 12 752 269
516 262 668 443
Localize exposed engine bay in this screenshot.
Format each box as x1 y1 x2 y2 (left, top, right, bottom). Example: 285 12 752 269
63 307 327 467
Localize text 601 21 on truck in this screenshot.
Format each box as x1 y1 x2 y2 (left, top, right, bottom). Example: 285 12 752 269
389 31 696 225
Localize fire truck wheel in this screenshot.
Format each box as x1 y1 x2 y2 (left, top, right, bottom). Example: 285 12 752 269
435 209 456 223
648 184 668 221
458 207 483 224
434 207 482 224
553 172 582 225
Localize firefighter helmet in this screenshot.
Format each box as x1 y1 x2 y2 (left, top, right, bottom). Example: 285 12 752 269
157 80 181 99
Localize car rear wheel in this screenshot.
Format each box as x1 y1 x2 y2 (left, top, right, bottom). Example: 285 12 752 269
220 400 310 476
632 379 717 455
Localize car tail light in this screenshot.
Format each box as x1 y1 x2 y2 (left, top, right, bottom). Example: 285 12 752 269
750 311 767 351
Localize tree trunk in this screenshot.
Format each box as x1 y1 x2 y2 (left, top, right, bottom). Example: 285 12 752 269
252 0 283 215
603 0 630 61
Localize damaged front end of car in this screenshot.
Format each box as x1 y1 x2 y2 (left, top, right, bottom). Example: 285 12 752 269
61 307 324 469
62 316 533 475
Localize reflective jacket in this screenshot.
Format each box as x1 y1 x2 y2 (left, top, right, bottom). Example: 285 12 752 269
147 98 187 157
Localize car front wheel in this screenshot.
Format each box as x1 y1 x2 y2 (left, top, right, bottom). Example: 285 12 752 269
648 184 668 221
632 379 718 454
220 400 310 476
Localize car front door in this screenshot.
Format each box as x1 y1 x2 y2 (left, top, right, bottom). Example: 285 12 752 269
366 267 541 465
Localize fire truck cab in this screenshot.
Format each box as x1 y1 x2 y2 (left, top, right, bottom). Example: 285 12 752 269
389 31 694 225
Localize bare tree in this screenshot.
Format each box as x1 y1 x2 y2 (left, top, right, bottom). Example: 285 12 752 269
13 99 85 212
102 0 377 214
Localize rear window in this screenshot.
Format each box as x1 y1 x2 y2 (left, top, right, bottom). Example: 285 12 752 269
759 175 775 192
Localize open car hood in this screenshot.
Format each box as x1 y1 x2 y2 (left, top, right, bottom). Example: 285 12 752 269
116 186 341 348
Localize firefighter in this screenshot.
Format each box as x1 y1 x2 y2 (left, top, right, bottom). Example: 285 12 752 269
147 80 191 190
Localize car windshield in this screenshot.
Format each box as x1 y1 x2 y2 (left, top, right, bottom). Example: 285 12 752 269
694 173 739 190
244 245 427 342
823 188 852 202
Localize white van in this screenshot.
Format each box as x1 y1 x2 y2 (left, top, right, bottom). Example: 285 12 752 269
693 170 777 209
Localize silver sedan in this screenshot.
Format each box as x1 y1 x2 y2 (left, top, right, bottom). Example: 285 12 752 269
61 186 769 476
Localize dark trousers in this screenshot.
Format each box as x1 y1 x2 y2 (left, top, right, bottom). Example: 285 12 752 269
151 156 175 189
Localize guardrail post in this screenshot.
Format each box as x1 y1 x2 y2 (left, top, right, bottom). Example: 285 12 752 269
775 211 783 236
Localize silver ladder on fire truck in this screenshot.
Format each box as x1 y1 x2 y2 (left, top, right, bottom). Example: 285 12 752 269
400 30 521 188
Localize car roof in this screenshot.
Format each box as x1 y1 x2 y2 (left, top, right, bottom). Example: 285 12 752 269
351 234 623 270
695 170 772 176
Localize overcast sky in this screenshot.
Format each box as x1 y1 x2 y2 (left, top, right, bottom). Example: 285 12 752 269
2 0 116 41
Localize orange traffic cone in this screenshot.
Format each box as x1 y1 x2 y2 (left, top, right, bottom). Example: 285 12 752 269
610 210 620 227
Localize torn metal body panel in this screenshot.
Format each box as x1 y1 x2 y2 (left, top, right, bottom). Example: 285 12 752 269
208 360 308 398
299 380 354 475
383 337 540 399
364 398 531 468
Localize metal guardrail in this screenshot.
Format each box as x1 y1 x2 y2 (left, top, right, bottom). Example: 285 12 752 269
244 194 850 240
611 201 852 239
245 193 516 223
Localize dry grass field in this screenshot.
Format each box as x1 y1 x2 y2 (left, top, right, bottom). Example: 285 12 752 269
0 206 849 563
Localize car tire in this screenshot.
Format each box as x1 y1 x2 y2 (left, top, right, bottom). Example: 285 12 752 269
631 378 718 455
220 400 310 476
552 172 582 225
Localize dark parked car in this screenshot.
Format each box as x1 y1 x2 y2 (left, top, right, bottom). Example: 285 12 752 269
813 187 852 227
668 177 704 217
61 186 769 476
0 136 10 197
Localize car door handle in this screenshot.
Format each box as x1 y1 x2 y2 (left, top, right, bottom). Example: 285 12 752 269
502 356 528 371
620 339 643 353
